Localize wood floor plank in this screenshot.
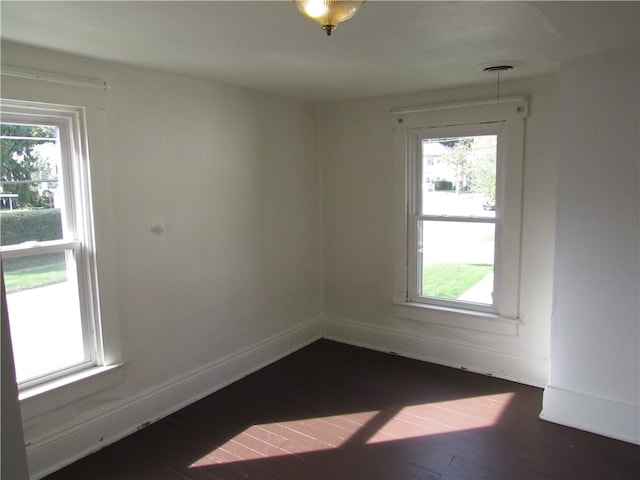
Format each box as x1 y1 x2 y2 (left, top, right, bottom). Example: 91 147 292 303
44 340 640 480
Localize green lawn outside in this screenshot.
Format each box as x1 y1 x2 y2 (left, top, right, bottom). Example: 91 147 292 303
4 264 67 293
422 263 492 299
3 253 67 293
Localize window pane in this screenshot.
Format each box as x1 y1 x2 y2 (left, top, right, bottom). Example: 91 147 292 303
0 207 64 245
419 221 495 305
3 251 87 383
1 123 62 221
421 135 496 217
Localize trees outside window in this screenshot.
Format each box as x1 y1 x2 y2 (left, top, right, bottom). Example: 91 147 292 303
1 124 58 209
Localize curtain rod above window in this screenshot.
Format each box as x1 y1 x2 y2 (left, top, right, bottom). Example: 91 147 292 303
1 66 109 90
390 96 527 116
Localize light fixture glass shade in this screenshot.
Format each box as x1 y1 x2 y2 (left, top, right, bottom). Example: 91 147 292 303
295 0 365 35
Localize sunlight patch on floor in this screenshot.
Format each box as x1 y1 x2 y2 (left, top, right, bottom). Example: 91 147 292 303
189 410 381 467
366 392 516 444
189 392 516 468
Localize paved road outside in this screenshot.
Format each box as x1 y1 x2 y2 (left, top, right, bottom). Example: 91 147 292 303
6 281 85 382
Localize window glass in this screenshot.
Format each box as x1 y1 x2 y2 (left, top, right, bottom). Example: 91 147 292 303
0 123 63 224
411 132 499 311
1 112 96 386
3 251 86 381
420 135 496 217
418 221 495 305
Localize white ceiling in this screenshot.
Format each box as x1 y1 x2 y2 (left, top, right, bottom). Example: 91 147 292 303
1 1 638 102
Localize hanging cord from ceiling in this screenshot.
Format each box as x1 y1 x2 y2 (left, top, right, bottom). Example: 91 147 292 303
477 62 523 102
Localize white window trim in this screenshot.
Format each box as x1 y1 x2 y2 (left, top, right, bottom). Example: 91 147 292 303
19 363 125 420
1 66 123 415
1 99 105 388
390 96 527 336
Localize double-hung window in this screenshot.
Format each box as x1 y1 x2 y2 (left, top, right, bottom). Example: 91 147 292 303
410 126 500 310
391 97 527 335
1 100 101 388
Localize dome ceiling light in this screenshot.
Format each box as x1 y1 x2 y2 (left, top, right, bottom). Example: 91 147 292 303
294 0 366 36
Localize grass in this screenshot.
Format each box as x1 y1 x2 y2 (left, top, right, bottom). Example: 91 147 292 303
422 263 492 299
4 264 67 293
3 253 67 293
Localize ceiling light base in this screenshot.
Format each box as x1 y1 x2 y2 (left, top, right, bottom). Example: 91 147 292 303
323 24 337 36
295 0 366 36
476 61 524 73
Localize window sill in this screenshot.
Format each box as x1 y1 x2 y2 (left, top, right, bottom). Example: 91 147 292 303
19 363 125 420
391 301 519 336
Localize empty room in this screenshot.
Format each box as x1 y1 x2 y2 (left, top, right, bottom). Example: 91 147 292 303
1 1 638 479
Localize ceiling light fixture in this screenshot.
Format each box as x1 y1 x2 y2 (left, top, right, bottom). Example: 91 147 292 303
295 0 366 36
478 61 523 101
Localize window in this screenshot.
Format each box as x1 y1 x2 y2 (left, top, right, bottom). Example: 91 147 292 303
391 97 527 334
1 100 101 388
411 128 499 311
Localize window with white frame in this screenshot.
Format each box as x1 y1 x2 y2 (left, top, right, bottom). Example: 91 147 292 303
391 97 527 334
411 127 500 310
1 100 101 388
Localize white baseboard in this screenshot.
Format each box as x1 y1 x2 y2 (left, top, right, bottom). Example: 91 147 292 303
321 316 548 387
541 385 640 445
27 318 322 480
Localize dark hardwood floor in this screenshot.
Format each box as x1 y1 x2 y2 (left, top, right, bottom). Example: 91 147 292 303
45 340 639 479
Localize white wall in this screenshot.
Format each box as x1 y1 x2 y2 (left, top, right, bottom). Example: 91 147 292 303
541 46 640 444
1 42 322 478
319 78 558 388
